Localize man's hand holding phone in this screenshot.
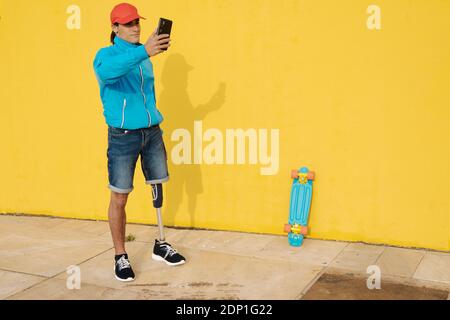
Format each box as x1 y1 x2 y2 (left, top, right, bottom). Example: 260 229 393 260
144 29 171 57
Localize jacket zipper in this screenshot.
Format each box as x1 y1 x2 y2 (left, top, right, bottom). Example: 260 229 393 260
139 66 152 127
120 98 127 128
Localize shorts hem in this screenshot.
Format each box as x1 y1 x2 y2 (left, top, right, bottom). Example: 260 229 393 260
145 176 169 185
108 184 133 194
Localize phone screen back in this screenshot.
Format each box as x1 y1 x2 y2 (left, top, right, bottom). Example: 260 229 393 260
157 18 172 36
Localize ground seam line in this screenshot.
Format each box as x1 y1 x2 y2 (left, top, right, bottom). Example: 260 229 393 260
411 253 426 279
0 267 48 279
5 246 114 299
296 242 350 299
48 246 115 280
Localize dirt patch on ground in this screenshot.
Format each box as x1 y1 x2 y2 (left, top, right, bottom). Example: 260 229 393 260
302 272 449 300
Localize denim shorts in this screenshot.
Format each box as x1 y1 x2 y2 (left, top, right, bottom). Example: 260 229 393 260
107 125 169 194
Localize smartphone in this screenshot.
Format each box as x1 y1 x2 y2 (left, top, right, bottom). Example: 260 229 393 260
157 18 172 51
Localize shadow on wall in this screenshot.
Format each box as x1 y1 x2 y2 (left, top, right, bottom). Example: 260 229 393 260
158 53 226 228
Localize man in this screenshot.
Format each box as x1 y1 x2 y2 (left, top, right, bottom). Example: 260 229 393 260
93 3 185 282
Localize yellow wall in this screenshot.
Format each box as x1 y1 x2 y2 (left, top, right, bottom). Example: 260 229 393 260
1 0 449 251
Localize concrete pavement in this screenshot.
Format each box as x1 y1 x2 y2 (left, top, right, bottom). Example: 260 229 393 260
0 214 449 300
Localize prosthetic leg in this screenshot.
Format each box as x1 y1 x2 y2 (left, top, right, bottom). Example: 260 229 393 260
151 183 165 242
150 183 186 265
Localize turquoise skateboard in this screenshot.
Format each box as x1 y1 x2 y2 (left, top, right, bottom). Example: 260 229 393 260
284 167 315 247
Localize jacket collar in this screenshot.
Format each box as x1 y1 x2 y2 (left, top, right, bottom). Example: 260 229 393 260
113 36 142 49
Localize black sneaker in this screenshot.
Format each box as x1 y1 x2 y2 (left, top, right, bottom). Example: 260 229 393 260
114 253 135 282
152 240 186 266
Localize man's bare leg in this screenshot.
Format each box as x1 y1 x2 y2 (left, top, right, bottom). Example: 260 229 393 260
108 191 129 255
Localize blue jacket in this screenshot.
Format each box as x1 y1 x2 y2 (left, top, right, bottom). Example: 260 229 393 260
93 36 164 129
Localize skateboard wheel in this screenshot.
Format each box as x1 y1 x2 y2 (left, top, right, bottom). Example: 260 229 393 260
284 224 291 233
300 226 308 235
288 233 304 247
307 171 315 181
291 170 299 179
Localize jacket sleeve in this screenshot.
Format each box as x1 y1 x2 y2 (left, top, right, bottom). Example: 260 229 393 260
93 45 149 85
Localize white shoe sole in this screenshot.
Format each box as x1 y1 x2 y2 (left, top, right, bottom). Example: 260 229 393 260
114 275 135 282
152 253 186 266
113 267 135 282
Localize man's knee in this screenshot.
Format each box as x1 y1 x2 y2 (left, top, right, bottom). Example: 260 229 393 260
110 191 129 208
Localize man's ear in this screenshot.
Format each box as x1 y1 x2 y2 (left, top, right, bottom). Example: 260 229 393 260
112 24 119 34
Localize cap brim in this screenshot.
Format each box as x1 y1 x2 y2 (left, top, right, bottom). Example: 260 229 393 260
115 14 146 24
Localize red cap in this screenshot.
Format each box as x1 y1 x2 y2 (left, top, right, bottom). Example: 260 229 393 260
110 3 146 24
